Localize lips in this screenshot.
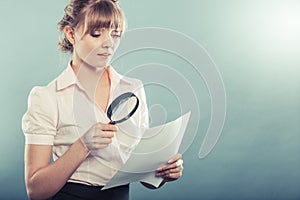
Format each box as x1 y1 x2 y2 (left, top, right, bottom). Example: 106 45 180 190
97 52 112 56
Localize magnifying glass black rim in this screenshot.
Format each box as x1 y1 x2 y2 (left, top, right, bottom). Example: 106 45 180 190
107 92 139 124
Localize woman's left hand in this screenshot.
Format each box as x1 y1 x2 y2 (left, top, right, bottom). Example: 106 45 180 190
156 154 183 182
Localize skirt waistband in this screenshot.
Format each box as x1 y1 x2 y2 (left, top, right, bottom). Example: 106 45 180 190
49 182 129 200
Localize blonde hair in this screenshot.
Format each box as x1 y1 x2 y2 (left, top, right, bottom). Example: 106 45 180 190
58 0 126 53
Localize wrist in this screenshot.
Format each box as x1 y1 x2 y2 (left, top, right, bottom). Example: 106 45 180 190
75 139 90 158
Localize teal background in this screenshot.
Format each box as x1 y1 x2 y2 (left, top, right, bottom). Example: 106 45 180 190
0 0 299 199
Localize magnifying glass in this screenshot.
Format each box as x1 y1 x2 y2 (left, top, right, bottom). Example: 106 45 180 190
107 92 139 124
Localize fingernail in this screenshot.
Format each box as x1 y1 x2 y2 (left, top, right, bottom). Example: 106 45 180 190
167 159 173 164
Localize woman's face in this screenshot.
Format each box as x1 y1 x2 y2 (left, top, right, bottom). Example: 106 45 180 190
73 25 122 69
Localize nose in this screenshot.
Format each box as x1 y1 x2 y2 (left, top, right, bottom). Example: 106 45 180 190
101 33 113 48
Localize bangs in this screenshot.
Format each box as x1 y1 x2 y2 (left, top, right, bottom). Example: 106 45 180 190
82 1 125 34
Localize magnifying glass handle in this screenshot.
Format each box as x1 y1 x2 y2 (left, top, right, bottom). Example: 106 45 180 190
109 121 116 125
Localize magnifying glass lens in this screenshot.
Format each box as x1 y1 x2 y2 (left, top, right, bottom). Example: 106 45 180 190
107 92 139 124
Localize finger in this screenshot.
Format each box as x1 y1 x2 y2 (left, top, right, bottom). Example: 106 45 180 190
156 160 182 172
156 166 183 176
92 137 113 145
102 131 115 138
167 153 182 164
156 155 182 171
93 143 109 149
156 167 182 176
93 131 115 138
165 171 182 179
97 123 118 132
176 159 183 167
156 163 174 172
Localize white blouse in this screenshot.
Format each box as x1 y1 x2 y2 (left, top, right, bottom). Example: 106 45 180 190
22 62 149 186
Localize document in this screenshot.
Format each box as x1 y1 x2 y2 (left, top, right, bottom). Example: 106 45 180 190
102 112 191 190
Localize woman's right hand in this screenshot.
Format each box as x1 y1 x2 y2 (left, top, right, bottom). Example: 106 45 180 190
24 123 118 199
81 122 118 152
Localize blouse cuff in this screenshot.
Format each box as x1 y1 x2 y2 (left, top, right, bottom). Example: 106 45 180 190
24 133 54 145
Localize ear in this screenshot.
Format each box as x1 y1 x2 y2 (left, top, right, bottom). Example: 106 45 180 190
63 26 75 45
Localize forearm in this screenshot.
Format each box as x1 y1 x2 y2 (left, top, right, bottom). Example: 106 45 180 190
26 139 89 199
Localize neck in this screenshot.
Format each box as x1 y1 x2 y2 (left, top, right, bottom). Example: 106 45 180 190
71 56 111 96
71 56 106 76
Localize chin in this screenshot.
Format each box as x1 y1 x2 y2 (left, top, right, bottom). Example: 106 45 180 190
85 60 110 69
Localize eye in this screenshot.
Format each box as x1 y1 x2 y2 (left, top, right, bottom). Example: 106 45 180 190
111 30 122 38
90 31 101 38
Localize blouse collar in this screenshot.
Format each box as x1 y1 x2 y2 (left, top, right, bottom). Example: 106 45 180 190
56 61 132 91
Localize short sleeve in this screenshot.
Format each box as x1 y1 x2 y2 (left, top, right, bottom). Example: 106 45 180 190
22 86 58 145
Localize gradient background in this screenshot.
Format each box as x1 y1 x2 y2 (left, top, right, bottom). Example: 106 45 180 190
0 0 299 199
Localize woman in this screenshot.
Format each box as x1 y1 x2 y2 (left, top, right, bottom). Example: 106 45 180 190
22 0 183 199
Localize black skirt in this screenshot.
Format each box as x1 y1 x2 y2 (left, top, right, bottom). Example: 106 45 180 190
49 182 129 200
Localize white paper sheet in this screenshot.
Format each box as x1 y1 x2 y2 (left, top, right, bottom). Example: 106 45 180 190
102 112 191 190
